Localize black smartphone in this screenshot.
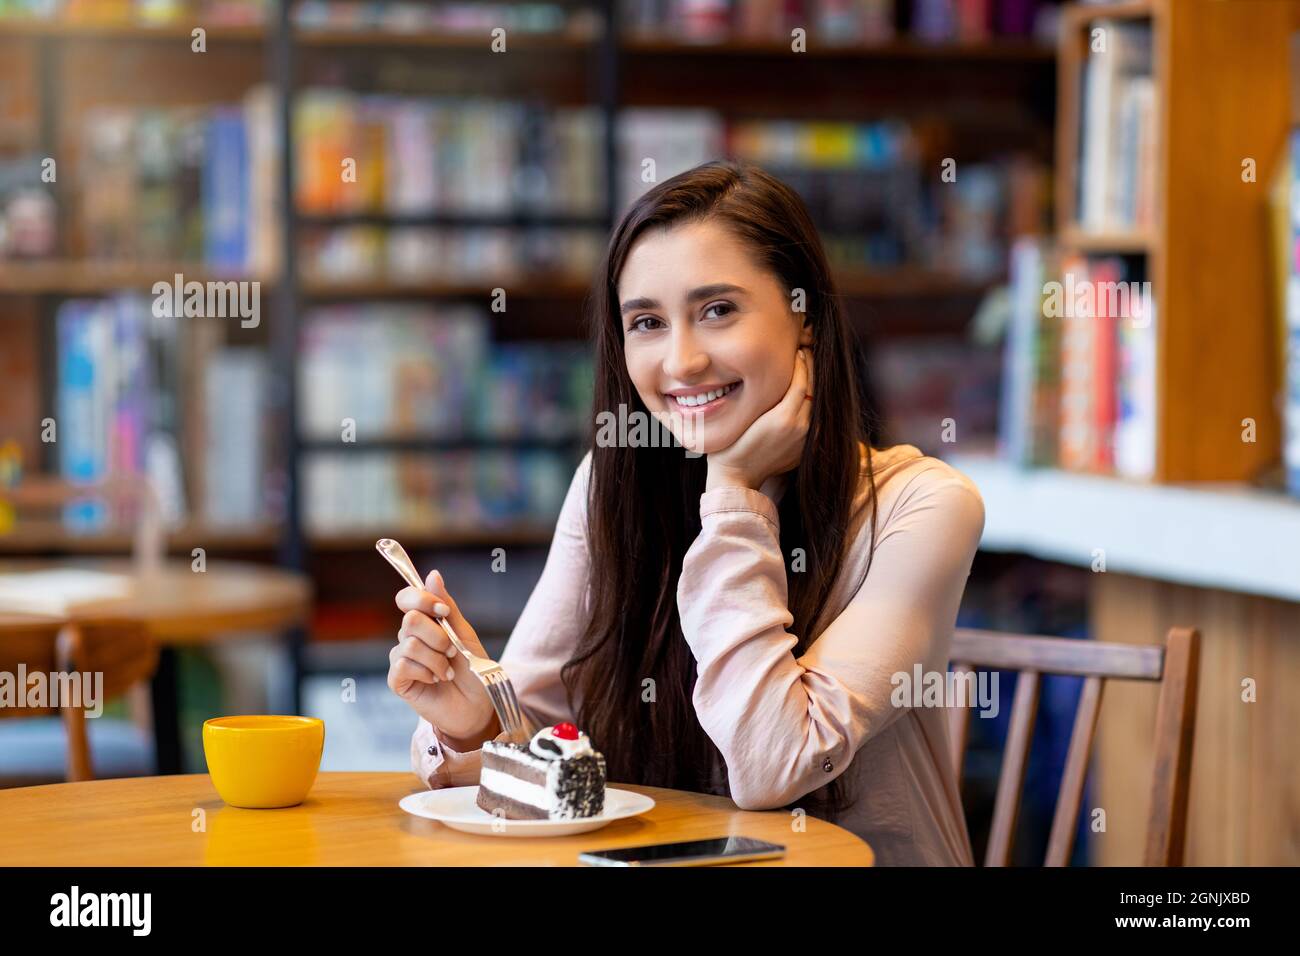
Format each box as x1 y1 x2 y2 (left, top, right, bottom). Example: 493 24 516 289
577 835 786 867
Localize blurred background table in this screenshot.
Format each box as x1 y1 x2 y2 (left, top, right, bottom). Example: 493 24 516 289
0 773 874 866
0 559 312 774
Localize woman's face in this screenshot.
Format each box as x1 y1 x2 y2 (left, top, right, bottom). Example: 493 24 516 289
617 219 810 453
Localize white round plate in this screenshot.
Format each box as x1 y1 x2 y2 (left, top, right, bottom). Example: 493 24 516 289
400 786 655 837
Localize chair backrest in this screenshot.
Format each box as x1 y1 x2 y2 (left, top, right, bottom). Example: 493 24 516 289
0 616 158 780
948 626 1200 867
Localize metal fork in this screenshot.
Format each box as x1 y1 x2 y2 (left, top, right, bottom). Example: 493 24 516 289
376 538 534 744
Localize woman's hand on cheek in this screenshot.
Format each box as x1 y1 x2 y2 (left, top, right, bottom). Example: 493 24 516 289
705 347 812 493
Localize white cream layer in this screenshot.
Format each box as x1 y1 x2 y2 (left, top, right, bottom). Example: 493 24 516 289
479 766 555 813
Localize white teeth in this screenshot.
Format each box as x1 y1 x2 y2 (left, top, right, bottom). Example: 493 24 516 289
671 383 736 407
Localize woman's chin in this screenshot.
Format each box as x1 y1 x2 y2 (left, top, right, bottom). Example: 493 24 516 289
658 408 747 456
659 427 730 457
684 428 744 457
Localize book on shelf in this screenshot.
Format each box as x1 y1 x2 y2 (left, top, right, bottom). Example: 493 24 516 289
1113 275 1156 480
1058 252 1112 472
876 337 1002 456
997 238 1156 478
1076 17 1157 235
295 90 605 283
298 304 593 443
202 348 267 524
0 1 267 25
297 302 591 534
615 108 725 213
304 450 575 536
998 237 1059 467
202 107 250 271
78 86 278 275
295 91 606 218
294 0 589 36
913 1 1055 42
45 295 274 533
54 296 194 529
286 92 1049 281
621 109 1048 277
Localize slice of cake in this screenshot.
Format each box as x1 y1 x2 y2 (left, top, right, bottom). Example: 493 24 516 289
477 722 606 820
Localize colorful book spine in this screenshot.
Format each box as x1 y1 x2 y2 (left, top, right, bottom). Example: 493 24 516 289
1114 292 1157 480
203 108 249 271
999 237 1042 465
1058 255 1096 471
1089 257 1120 473
57 300 110 529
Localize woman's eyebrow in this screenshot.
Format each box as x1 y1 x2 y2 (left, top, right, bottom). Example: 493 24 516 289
619 283 748 315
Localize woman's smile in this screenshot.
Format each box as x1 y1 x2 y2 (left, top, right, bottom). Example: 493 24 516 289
664 381 742 414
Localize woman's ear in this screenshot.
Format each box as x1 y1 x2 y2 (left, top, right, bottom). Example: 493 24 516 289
798 319 813 348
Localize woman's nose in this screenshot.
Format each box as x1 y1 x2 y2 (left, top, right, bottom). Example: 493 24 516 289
663 328 709 381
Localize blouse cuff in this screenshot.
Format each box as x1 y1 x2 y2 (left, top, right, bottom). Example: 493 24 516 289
411 718 510 789
699 485 780 530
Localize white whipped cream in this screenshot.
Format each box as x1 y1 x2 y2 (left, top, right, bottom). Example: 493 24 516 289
528 725 594 760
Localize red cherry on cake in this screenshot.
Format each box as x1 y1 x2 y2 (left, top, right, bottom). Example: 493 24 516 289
552 722 579 740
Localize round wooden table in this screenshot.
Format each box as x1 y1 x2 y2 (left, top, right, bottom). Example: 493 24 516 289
0 558 311 644
0 559 312 772
0 609 69 632
0 772 875 866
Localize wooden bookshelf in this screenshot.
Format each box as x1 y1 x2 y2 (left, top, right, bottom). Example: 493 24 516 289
0 260 997 302
299 273 592 300
0 521 557 554
621 32 1056 61
0 19 266 41
843 266 1003 296
1060 0 1152 19
309 524 556 552
1058 225 1153 254
0 521 278 554
0 260 271 295
296 25 599 50
0 18 1056 63
1056 0 1296 481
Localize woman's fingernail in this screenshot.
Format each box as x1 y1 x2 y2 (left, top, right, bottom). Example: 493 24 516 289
433 602 451 618
445 667 455 681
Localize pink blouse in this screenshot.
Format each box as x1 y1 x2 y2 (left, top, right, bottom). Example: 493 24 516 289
411 442 984 866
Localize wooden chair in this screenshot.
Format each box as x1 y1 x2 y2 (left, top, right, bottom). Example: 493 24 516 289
948 626 1200 867
0 614 158 784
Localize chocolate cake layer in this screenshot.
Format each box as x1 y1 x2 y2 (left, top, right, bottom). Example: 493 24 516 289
481 746 547 787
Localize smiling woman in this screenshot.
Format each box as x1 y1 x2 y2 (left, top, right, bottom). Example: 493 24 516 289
617 224 810 456
395 160 987 866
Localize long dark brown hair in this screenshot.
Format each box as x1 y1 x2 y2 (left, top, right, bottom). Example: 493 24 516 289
561 160 881 818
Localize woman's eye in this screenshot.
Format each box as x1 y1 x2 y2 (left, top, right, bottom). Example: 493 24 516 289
703 302 734 320
629 315 662 333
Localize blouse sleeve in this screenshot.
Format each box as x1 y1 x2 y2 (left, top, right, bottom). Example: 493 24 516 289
409 452 593 789
675 470 985 810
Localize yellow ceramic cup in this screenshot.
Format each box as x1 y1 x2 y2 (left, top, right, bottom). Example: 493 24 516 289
202 715 325 809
